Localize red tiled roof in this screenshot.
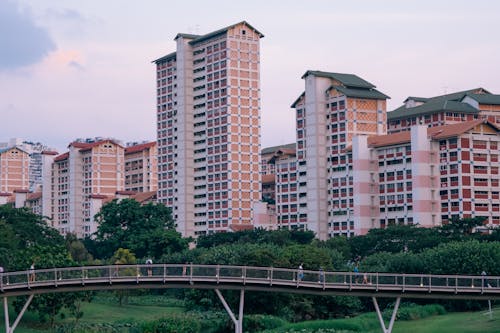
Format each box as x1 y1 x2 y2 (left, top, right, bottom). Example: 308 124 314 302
42 150 59 155
368 131 411 148
27 192 42 201
0 192 12 197
428 119 497 139
368 119 498 148
229 224 254 232
262 174 275 184
132 191 157 203
125 141 156 154
13 189 29 193
54 152 69 162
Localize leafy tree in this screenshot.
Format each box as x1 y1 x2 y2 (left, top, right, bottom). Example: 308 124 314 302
65 233 93 263
110 248 137 305
91 199 187 259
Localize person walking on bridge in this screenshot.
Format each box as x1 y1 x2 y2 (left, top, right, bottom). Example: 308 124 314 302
297 263 304 282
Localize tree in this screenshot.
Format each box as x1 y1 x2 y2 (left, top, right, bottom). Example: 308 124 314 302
110 248 137 305
92 199 187 259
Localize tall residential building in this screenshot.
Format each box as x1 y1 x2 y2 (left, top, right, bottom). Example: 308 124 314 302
291 71 389 239
154 21 264 237
124 141 158 192
52 139 125 237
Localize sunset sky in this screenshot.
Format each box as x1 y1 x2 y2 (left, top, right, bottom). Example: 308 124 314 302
1 0 499 152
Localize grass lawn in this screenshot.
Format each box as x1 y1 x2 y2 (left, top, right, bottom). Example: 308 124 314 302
263 307 500 333
392 309 500 333
0 296 184 332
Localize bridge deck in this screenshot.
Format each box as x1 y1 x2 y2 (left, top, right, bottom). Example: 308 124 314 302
1 264 499 300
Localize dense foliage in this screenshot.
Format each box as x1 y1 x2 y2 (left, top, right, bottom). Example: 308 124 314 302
88 199 188 259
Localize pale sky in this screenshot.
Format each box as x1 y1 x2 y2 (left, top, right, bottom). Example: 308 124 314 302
1 0 500 152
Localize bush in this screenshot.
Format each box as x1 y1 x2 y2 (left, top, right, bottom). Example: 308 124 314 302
385 303 446 321
141 315 201 333
243 314 287 331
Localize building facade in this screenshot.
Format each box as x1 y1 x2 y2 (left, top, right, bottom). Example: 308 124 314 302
0 146 30 194
387 88 500 134
291 71 389 239
154 21 263 237
52 139 125 237
124 141 158 193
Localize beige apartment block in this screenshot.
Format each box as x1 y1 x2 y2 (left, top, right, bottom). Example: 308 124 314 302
0 146 30 193
52 139 125 238
154 21 263 237
125 141 158 193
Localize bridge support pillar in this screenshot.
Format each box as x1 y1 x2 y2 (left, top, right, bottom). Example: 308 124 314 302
215 289 245 333
372 296 400 333
3 294 34 333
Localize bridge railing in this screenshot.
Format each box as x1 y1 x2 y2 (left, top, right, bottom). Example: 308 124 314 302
1 264 499 295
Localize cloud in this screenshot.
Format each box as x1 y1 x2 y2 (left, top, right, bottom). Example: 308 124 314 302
0 0 56 70
68 60 85 71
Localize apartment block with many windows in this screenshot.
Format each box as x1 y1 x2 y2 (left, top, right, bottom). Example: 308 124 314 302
387 88 500 134
154 21 263 237
291 71 389 239
52 139 125 237
124 141 158 193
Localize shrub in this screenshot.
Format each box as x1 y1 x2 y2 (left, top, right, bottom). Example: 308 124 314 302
141 315 201 333
243 314 287 331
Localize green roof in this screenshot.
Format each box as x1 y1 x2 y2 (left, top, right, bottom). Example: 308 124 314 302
403 96 429 103
152 51 176 64
388 100 479 120
174 33 200 40
188 21 264 45
464 93 500 105
330 86 390 100
290 91 305 108
261 143 296 155
389 88 491 120
302 71 375 89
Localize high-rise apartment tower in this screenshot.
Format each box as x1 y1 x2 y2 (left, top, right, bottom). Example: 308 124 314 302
154 21 263 237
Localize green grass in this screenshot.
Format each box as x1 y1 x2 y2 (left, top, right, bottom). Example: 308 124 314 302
1 299 499 333
0 296 184 332
262 308 500 333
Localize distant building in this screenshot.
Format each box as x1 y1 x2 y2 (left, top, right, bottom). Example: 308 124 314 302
51 139 125 237
0 146 30 193
154 21 264 237
124 141 158 192
387 88 500 133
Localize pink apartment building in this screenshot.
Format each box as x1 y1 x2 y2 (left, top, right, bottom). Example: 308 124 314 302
0 146 30 194
285 71 500 238
292 71 389 239
154 21 263 237
387 88 500 134
52 139 125 237
124 141 158 193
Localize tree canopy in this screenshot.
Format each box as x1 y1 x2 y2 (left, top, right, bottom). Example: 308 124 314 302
90 199 188 259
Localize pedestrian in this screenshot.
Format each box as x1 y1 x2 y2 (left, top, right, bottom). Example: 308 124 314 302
297 263 304 282
318 267 324 283
363 272 369 284
146 258 153 276
353 264 359 284
0 265 4 285
29 261 35 282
